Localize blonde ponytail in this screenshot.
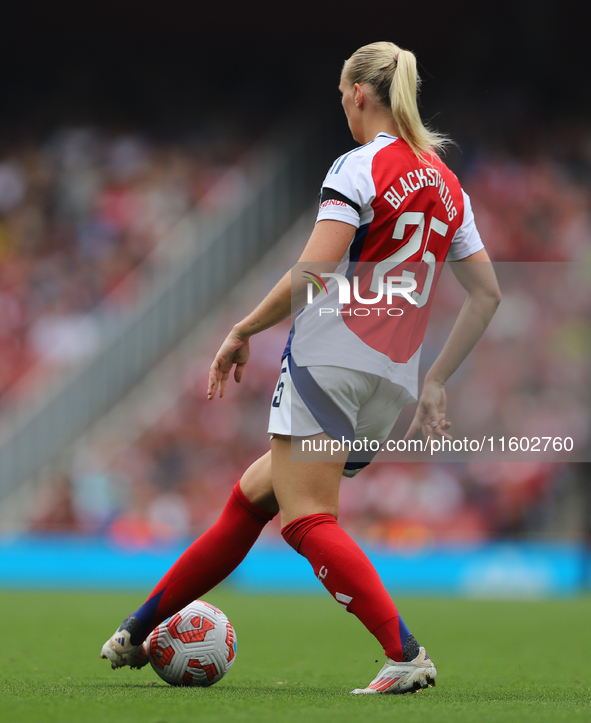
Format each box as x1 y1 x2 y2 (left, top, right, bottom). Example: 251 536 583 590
346 41 450 163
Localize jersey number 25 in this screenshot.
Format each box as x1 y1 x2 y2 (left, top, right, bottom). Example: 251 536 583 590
369 211 448 308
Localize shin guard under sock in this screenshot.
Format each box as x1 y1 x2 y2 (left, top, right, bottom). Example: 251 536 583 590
281 513 413 661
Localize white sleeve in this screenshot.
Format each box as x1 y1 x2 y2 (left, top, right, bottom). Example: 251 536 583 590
316 148 376 228
446 190 485 261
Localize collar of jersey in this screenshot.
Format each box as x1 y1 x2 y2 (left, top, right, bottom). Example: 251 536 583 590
375 132 398 140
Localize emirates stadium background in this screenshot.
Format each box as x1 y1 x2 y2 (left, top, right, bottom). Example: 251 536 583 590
0 0 590 596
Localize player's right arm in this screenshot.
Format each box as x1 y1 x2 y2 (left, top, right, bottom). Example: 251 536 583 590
207 219 356 400
404 248 501 440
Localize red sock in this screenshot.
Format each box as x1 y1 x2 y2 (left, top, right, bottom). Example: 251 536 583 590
281 514 409 661
131 482 275 639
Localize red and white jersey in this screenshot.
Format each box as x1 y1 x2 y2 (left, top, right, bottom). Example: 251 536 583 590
290 132 484 399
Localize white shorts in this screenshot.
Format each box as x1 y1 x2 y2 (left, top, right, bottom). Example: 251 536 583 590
267 355 412 477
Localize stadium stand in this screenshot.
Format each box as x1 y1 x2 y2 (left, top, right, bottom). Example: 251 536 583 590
1 120 590 549
0 128 251 406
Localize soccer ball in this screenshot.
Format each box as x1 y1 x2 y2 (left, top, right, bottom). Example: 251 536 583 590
147 600 237 687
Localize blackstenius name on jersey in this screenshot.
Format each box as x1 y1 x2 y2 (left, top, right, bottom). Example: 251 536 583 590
383 167 458 222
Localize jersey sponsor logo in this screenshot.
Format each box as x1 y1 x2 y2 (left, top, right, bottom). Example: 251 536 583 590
320 198 348 209
320 187 361 213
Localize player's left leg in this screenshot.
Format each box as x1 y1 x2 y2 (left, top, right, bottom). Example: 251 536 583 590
100 452 278 669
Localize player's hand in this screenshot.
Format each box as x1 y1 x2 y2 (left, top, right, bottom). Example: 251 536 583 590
403 379 452 441
207 328 250 400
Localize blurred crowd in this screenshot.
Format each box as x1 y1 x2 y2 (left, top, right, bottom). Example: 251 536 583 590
462 135 591 262
0 128 250 408
10 120 591 547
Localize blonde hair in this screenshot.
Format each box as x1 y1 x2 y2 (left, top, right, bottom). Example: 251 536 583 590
345 41 450 162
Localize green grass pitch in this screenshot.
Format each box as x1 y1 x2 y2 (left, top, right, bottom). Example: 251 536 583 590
0 589 589 723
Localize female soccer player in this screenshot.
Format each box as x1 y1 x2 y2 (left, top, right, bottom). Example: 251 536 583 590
101 41 501 694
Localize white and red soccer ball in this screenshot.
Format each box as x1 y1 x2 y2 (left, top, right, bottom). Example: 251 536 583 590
147 600 237 687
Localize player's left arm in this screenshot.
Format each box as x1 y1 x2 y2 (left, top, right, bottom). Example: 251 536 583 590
207 220 356 399
404 248 501 439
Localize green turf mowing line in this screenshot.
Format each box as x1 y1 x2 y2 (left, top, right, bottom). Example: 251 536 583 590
0 590 589 722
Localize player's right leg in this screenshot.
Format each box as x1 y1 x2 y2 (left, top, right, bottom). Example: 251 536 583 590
100 452 278 669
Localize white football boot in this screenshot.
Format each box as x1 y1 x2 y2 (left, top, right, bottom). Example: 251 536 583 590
100 617 149 670
350 646 437 695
